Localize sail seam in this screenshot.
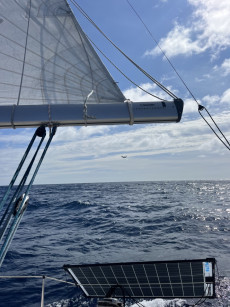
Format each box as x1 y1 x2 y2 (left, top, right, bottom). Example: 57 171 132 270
0 2 124 105
66 0 125 101
17 0 32 106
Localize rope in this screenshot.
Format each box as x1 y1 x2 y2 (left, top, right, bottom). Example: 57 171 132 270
0 127 57 268
69 0 178 100
83 90 94 126
198 106 230 151
126 0 197 105
87 36 165 101
0 131 37 212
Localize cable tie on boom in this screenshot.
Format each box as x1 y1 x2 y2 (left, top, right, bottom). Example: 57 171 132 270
10 104 16 129
125 99 134 125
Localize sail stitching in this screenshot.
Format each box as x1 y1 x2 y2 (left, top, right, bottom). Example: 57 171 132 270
0 17 119 102
66 0 125 101
16 0 32 106
73 16 95 100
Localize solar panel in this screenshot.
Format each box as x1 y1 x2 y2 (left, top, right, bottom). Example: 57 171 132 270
63 258 215 299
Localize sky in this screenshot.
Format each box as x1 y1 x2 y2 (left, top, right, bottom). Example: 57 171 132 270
0 0 230 185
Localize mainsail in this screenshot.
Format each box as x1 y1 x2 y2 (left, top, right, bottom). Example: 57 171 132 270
0 0 183 128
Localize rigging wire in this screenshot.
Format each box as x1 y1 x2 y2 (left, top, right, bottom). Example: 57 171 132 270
126 0 199 106
198 105 230 150
126 0 230 151
0 126 57 267
87 36 165 101
69 0 178 100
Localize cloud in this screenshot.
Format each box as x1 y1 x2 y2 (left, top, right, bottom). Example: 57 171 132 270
221 59 230 76
123 82 178 102
183 98 198 114
145 23 205 58
1 107 229 185
220 88 230 104
53 125 111 142
145 0 230 58
214 58 230 76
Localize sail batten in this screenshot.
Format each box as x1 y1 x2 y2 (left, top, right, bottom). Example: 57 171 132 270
0 0 184 128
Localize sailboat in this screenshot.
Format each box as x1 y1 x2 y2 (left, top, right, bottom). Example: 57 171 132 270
0 0 219 306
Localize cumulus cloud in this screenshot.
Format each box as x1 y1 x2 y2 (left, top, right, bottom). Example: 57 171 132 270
145 23 205 58
145 0 230 58
221 59 230 76
220 88 230 104
202 94 220 108
183 98 198 114
214 58 230 76
1 106 229 185
123 82 177 102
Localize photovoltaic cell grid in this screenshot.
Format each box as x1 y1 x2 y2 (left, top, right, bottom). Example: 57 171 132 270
63 259 215 299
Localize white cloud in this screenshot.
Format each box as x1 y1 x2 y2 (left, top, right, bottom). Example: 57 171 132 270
1 108 229 185
183 98 198 114
202 94 220 108
220 88 230 104
221 58 230 76
1 87 229 185
214 58 230 76
123 82 177 102
145 0 230 58
145 23 205 58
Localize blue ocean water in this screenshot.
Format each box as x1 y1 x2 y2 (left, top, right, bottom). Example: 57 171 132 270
0 181 229 307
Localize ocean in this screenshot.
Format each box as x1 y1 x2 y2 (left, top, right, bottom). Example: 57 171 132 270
0 181 229 307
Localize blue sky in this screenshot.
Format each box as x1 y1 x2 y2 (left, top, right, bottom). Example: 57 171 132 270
0 0 230 185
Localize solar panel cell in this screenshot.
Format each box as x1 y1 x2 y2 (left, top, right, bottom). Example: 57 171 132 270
63 258 215 299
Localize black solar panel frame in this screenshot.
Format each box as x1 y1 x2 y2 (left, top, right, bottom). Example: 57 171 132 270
63 258 215 299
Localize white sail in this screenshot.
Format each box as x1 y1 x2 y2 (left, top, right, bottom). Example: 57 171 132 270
0 0 183 128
